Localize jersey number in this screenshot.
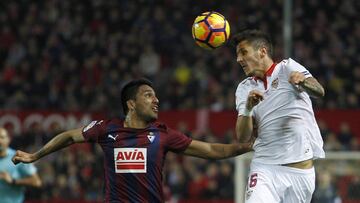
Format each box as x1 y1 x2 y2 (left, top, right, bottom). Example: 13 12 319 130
249 173 258 188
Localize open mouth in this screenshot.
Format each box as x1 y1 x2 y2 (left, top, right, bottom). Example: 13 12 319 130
152 105 159 113
242 65 248 72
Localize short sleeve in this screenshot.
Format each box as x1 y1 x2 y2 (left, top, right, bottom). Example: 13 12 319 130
82 120 106 142
18 163 37 177
165 128 192 153
235 81 253 116
284 58 313 79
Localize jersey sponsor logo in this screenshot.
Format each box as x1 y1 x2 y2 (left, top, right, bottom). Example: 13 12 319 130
114 148 147 173
83 120 97 132
147 132 155 143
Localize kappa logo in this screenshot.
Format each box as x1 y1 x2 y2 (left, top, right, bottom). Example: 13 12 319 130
245 189 253 200
114 148 147 173
83 121 97 132
108 134 119 141
83 120 104 132
147 132 155 143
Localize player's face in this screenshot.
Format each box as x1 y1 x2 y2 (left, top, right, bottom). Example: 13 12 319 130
0 128 10 152
134 85 159 122
236 40 263 77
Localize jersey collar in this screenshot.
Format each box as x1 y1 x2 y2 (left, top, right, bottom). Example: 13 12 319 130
253 63 277 89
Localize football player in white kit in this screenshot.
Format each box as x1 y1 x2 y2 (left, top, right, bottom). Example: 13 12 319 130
232 29 325 203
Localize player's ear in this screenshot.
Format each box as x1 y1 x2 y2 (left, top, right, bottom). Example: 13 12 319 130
127 100 136 111
259 46 267 58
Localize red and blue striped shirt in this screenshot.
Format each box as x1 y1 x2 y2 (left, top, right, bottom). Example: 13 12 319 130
82 118 192 202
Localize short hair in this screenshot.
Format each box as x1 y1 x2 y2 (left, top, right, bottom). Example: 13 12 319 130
121 78 153 115
231 29 274 58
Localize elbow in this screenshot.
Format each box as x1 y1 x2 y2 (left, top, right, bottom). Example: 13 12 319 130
315 84 325 98
33 175 42 188
34 179 42 188
238 134 252 143
239 143 253 154
313 87 325 98
234 132 240 142
320 87 325 97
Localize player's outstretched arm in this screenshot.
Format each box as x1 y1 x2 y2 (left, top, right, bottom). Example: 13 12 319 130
12 128 85 164
183 140 253 160
0 171 42 187
289 71 325 98
236 90 263 142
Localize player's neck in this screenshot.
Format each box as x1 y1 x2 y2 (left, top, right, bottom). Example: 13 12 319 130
255 57 274 79
263 57 274 73
124 114 149 129
0 149 7 157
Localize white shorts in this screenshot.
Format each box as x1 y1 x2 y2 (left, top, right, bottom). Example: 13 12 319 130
244 162 315 203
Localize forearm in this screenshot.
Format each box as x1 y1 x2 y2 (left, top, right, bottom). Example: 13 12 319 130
208 143 252 160
236 116 254 143
299 77 325 98
13 175 41 188
34 131 75 160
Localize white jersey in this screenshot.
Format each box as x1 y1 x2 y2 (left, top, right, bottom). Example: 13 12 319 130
235 58 325 165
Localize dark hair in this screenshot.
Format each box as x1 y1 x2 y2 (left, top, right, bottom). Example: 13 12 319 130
120 78 153 115
231 29 274 58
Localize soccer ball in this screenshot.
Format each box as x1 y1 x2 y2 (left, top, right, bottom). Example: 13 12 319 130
192 11 230 50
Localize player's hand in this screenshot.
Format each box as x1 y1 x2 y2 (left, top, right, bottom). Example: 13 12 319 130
246 90 264 110
289 71 305 85
12 150 37 165
0 171 13 184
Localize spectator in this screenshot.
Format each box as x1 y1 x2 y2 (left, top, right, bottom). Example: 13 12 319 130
312 171 342 203
0 0 359 111
324 132 342 151
348 176 360 200
0 128 42 203
338 122 354 150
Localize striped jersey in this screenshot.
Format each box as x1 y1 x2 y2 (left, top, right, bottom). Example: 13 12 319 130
82 118 192 202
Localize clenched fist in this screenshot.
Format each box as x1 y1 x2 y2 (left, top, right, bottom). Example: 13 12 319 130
246 90 264 110
289 71 305 85
12 150 37 165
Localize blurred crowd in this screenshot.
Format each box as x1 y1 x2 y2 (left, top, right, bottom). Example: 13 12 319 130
1 0 360 202
1 0 360 113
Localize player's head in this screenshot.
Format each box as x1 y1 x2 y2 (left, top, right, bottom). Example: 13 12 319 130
121 78 159 122
231 29 273 77
0 127 10 153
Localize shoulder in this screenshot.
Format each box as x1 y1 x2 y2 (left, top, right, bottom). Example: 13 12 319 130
236 77 256 95
108 118 125 126
95 118 125 127
82 118 124 134
238 77 255 86
152 122 168 132
279 58 304 68
6 148 16 157
151 122 186 136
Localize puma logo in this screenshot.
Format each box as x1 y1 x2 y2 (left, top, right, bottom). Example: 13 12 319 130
108 134 119 141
